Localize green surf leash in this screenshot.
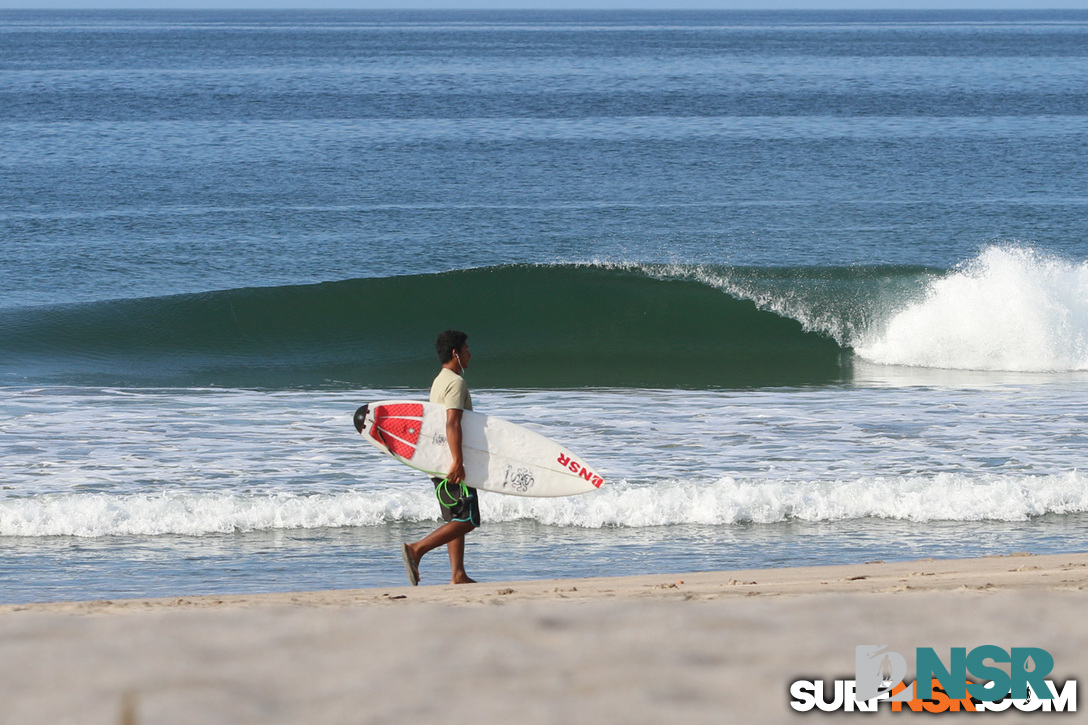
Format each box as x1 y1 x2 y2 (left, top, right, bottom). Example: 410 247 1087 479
435 478 470 509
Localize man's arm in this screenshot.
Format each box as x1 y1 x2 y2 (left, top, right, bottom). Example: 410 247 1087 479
445 408 465 484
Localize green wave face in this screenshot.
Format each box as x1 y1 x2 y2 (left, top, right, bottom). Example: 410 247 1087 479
0 264 910 389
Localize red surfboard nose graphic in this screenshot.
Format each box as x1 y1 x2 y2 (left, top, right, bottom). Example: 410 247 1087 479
370 403 424 460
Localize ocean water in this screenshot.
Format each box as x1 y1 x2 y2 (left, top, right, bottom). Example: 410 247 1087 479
2 9 1088 603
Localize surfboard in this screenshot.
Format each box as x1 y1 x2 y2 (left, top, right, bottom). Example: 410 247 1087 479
353 400 604 497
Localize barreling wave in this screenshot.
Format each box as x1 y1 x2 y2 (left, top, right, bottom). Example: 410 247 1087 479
0 263 854 389
2 246 1085 388
3 472 1087 537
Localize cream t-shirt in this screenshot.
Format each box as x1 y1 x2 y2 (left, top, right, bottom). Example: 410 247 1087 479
430 367 472 411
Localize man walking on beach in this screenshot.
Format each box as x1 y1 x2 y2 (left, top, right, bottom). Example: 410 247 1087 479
401 330 478 586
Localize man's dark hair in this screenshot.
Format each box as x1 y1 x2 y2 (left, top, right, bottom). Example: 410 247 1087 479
435 329 468 364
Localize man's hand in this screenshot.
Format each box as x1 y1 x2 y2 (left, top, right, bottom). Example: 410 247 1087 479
447 460 466 485
446 408 465 484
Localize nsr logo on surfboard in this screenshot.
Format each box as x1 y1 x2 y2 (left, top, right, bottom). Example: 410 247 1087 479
557 452 603 488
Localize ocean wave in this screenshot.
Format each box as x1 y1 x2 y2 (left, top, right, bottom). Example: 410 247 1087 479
0 490 420 538
855 245 1088 371
0 263 847 389
3 472 1086 537
485 473 1088 526
2 245 1085 388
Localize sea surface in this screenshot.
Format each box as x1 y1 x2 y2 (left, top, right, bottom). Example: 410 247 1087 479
2 9 1088 603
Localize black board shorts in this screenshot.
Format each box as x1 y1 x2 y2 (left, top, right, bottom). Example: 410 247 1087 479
431 477 481 528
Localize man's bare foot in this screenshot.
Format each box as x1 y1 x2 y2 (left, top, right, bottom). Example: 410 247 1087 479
451 574 477 585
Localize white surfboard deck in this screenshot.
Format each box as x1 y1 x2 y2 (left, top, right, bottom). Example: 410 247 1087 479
354 400 604 497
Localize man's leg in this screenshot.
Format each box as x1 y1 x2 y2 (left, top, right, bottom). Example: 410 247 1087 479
404 520 476 583
445 530 476 585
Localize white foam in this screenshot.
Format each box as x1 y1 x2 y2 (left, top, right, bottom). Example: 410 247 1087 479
856 246 1088 371
0 490 437 538
482 473 1088 526
3 472 1086 537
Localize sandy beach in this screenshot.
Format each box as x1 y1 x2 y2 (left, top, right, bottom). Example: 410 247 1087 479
1 552 1085 724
